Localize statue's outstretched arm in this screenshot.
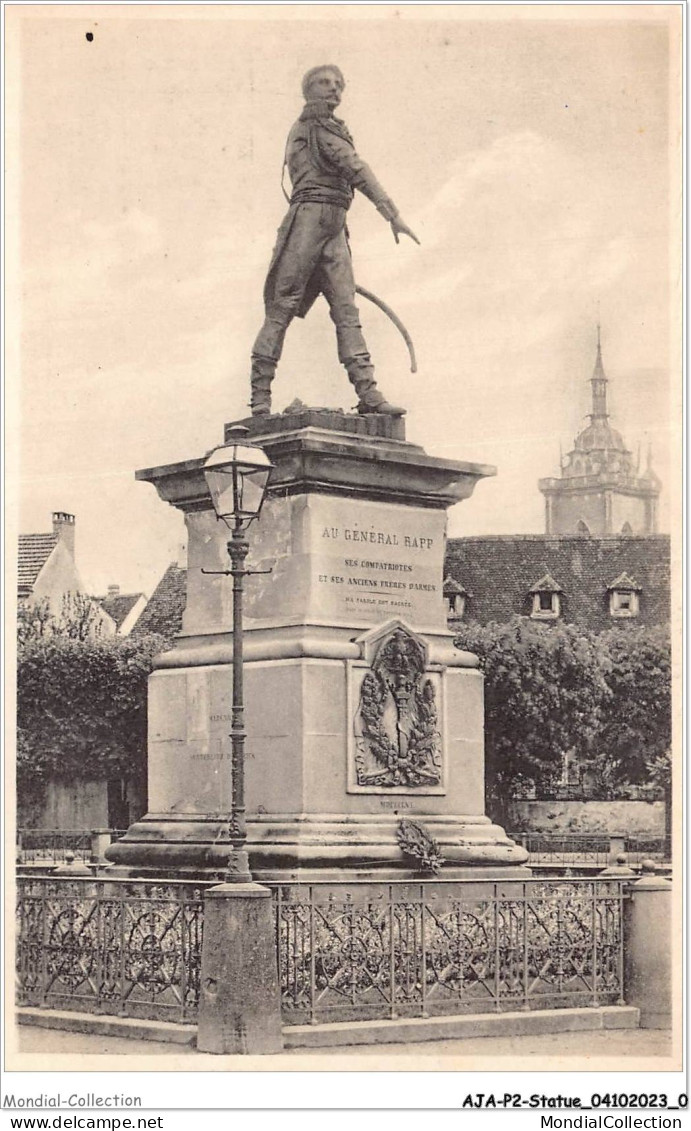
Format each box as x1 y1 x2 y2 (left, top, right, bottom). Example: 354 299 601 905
390 216 421 246
318 129 420 244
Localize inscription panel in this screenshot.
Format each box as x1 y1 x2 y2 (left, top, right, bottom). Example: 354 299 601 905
148 668 233 814
307 496 447 629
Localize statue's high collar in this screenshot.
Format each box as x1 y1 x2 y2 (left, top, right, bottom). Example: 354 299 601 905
301 99 338 120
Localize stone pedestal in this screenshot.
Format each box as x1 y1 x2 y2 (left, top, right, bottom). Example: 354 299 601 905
108 409 528 878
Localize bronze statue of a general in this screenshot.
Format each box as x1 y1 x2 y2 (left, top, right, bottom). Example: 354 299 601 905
250 64 419 416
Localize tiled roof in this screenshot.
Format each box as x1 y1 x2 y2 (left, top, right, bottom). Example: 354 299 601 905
18 533 58 594
131 564 187 639
444 534 670 631
96 592 145 629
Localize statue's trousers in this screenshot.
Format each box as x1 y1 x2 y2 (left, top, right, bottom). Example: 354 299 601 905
253 202 369 365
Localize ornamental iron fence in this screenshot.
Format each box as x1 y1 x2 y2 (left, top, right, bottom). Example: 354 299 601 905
519 833 670 865
625 836 672 863
506 785 663 802
16 875 208 1023
16 874 629 1029
271 878 627 1026
17 829 128 865
521 835 611 866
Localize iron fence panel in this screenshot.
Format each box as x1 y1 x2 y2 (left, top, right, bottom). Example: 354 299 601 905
272 879 627 1025
520 833 669 865
16 876 207 1023
17 829 129 865
625 836 669 863
18 830 93 864
522 835 611 865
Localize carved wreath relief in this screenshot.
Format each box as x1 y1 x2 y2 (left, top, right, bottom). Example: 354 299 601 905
354 627 442 788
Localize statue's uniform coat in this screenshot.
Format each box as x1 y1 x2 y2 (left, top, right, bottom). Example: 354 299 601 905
253 100 398 364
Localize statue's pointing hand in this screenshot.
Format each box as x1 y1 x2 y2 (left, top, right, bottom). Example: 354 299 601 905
390 216 421 246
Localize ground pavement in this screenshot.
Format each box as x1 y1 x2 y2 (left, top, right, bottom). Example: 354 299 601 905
14 1024 673 1060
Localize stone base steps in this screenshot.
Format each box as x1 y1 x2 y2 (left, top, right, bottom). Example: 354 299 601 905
17 1004 639 1051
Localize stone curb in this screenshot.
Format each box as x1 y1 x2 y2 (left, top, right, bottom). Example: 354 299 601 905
17 1004 639 1052
17 1009 197 1046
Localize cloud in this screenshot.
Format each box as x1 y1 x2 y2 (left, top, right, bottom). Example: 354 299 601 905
351 129 655 376
25 207 163 303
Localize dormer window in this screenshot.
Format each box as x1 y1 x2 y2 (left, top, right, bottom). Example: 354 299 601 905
608 572 641 618
529 573 563 620
443 576 470 621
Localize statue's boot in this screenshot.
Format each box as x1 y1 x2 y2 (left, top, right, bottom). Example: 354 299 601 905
249 356 276 416
347 362 406 416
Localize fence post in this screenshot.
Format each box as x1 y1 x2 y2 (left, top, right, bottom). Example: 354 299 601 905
599 854 635 879
624 863 673 1029
90 829 112 863
54 852 92 876
608 835 626 863
196 883 283 1054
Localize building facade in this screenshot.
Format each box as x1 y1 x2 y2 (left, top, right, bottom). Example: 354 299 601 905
95 584 147 635
443 329 670 835
445 328 669 632
18 511 116 636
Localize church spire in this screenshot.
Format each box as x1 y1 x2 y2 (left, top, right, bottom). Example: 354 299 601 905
539 321 661 534
589 322 609 421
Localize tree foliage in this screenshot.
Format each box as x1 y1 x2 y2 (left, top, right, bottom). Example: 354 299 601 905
17 598 56 644
453 618 672 809
17 593 105 645
16 633 166 820
454 619 610 808
596 625 672 794
646 748 672 793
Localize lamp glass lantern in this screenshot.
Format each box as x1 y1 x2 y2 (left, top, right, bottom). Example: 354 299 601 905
203 437 273 528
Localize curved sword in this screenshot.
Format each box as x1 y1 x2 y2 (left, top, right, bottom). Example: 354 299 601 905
355 285 418 374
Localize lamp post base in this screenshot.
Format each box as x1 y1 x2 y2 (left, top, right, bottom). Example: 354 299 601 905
224 846 252 884
196 882 283 1055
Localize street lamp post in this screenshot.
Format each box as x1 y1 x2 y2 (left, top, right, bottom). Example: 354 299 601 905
203 425 273 883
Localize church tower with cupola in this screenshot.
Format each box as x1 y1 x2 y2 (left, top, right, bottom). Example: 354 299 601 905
538 327 661 535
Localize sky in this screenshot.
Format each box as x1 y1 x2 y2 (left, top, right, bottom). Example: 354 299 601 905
9 4 680 597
